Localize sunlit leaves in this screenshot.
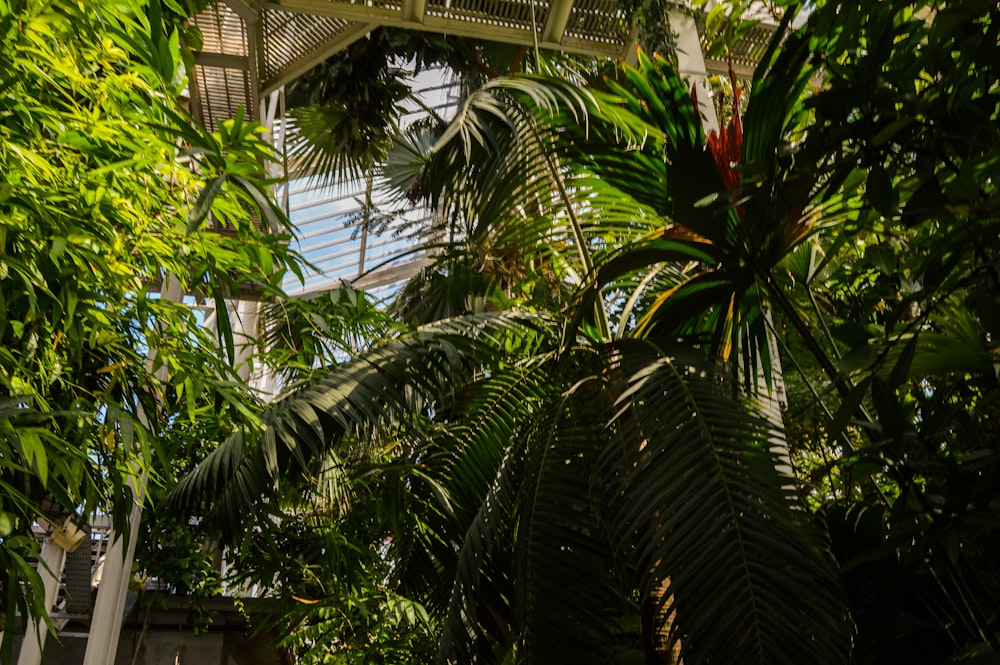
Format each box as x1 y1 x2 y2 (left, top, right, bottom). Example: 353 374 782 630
0 0 298 649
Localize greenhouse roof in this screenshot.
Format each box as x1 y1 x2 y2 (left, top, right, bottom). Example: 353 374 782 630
188 0 636 130
184 1 782 297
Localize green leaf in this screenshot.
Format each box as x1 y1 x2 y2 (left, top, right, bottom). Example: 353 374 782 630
827 375 872 447
188 176 225 232
872 118 914 146
18 430 47 488
607 342 850 664
887 333 918 388
866 164 897 216
230 175 286 234
871 377 905 440
839 343 880 375
0 512 14 537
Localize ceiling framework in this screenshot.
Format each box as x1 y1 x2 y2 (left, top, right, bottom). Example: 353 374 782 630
188 0 636 128
184 1 785 296
702 21 777 80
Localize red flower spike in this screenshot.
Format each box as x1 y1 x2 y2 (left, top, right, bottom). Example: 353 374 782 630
704 66 745 223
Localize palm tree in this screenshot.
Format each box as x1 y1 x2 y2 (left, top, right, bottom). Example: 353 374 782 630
171 0 1000 661
170 11 857 660
172 308 849 664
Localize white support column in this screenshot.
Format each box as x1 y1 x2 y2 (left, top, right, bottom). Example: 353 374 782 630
669 7 720 135
83 276 183 665
16 537 67 665
81 476 145 665
541 0 573 45
232 298 260 383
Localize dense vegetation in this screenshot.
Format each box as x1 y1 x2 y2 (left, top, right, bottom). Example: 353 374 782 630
2 0 998 663
0 0 299 658
173 0 999 662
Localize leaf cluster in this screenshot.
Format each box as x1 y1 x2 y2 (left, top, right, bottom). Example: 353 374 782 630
0 0 302 653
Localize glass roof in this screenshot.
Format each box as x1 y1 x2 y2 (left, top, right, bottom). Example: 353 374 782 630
278 68 460 299
187 0 636 300
187 0 784 300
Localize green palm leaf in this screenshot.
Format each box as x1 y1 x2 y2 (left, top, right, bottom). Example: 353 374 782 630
513 367 626 665
436 340 849 665
438 349 625 665
169 312 557 534
400 353 559 621
604 340 850 665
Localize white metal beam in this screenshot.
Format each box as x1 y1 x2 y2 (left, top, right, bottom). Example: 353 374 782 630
669 7 719 135
541 0 573 46
16 538 66 665
81 477 145 665
246 13 264 117
258 0 626 58
402 0 427 24
193 52 250 69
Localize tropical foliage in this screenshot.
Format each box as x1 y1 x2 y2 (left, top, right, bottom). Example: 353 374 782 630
174 0 1000 663
0 0 299 657
3 0 998 663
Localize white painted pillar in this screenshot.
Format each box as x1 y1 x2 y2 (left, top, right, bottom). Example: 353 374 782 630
233 298 260 383
83 276 183 665
16 537 67 665
669 8 721 135
203 297 264 387
81 480 144 665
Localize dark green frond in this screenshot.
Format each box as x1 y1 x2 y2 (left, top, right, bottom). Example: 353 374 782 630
439 436 521 665
169 312 558 535
286 103 397 185
603 341 850 665
392 353 560 618
434 355 566 662
514 368 625 665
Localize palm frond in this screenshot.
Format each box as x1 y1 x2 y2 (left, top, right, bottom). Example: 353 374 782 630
382 120 442 206
438 339 849 665
433 355 568 662
514 367 627 665
435 348 620 664
603 340 850 665
259 285 399 381
391 353 560 615
169 312 558 535
438 436 521 665
285 103 395 186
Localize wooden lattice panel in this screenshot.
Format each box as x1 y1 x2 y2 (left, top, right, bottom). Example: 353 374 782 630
188 0 639 128
190 3 255 129
727 22 774 68
195 3 249 56
261 10 361 86
363 0 404 14
424 0 549 31
562 0 629 47
192 64 255 131
702 21 777 77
